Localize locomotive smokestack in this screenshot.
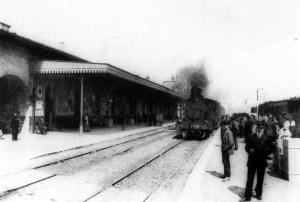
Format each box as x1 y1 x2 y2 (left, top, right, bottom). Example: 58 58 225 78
188 65 208 100
190 86 202 100
189 69 208 89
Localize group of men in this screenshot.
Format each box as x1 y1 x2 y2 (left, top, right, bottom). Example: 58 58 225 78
220 113 288 201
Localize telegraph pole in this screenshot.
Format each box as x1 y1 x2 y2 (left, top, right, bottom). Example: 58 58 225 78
256 88 263 117
257 89 259 115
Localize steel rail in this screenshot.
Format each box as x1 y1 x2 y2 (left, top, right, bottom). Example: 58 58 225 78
0 129 170 199
34 129 168 169
143 130 217 202
32 128 164 160
83 139 184 202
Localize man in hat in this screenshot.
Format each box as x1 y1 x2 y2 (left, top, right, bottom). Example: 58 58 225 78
241 122 276 201
221 120 234 182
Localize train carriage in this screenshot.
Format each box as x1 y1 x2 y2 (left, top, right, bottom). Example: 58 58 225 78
259 98 300 136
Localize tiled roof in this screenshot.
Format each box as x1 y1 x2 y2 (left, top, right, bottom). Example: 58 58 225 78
0 30 87 62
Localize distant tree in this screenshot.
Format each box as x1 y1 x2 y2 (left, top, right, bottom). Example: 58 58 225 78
173 62 209 97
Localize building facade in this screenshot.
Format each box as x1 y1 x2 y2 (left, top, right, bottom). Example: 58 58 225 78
0 26 185 134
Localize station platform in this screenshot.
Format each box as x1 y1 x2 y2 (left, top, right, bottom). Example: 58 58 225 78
0 123 174 177
179 129 300 202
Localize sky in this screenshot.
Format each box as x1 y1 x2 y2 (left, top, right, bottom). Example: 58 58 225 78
1 0 300 113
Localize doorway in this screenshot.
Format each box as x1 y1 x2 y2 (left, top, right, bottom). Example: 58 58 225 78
0 74 28 133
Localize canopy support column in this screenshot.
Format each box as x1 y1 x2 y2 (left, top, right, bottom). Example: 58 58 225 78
31 75 36 134
80 75 84 135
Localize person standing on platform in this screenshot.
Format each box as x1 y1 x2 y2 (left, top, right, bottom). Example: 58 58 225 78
159 114 164 126
155 114 160 126
231 117 239 150
276 115 292 173
288 115 296 137
221 121 234 182
244 115 254 144
11 111 20 141
241 122 276 201
265 116 278 140
83 113 90 132
240 116 247 138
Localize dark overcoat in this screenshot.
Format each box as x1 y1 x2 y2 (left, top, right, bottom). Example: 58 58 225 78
245 133 276 167
10 117 19 135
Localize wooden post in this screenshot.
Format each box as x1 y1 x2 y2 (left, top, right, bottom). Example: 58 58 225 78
79 75 84 135
122 96 126 131
121 84 127 130
32 75 36 134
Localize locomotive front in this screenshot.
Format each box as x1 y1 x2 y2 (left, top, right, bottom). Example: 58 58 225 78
177 87 210 139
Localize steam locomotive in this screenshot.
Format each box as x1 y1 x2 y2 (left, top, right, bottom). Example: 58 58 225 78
176 86 223 139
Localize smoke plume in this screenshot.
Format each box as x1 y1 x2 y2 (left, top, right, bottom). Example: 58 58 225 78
189 67 209 89
173 62 210 96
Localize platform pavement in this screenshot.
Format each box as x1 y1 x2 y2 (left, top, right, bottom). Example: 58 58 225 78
0 123 174 177
179 129 300 202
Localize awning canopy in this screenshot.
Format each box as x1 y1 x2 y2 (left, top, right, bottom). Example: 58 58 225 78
33 60 187 99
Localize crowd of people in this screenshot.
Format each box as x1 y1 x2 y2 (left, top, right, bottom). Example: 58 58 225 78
220 112 297 201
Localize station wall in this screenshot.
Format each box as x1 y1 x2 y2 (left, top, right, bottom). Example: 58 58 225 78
0 42 31 85
0 42 32 133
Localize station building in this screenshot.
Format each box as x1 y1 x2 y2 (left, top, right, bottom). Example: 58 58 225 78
0 23 185 134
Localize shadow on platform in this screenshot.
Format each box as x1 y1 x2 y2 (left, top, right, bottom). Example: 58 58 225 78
173 134 182 139
228 185 245 199
206 170 224 178
267 169 285 180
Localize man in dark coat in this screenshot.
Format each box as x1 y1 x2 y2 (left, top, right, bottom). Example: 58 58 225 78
231 117 239 150
11 111 20 141
241 122 276 201
221 121 234 182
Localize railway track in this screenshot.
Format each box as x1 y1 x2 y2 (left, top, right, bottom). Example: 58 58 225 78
83 139 185 202
141 154 187 202
0 128 178 200
0 128 212 202
31 128 168 160
33 128 168 169
86 131 215 202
